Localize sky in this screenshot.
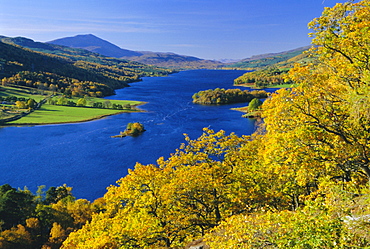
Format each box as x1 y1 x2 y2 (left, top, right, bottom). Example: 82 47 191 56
0 0 349 60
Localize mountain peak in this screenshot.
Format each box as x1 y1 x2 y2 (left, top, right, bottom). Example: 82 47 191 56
48 34 142 57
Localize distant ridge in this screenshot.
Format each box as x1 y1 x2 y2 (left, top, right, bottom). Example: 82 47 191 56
48 34 223 69
49 34 142 57
224 46 311 70
241 46 311 62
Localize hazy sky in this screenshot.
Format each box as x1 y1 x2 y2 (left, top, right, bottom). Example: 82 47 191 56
0 0 348 60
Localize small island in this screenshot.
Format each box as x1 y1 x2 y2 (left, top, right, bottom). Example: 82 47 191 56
111 122 146 138
192 88 268 105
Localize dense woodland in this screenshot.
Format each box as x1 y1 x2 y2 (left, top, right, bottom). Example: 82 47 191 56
1 1 370 248
2 71 114 97
0 184 103 249
192 88 268 105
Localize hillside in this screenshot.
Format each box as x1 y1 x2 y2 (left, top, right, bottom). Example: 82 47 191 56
0 37 174 97
121 52 223 69
0 35 174 78
225 45 311 70
231 46 316 88
49 34 223 69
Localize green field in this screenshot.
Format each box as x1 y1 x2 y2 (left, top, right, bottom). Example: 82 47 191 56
7 103 144 125
1 85 145 125
0 85 48 102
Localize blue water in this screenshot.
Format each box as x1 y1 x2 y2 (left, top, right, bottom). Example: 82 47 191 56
0 70 266 201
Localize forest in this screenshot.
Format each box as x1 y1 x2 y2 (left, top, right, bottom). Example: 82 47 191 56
192 88 268 105
1 0 370 248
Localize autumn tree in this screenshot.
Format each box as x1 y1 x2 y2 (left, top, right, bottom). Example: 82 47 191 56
258 0 370 207
15 101 28 109
205 1 370 247
63 129 255 248
125 122 145 136
307 0 370 179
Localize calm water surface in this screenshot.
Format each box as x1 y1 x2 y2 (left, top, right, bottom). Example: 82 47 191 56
0 70 268 200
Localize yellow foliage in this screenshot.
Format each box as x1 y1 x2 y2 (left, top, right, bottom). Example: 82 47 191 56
62 1 370 248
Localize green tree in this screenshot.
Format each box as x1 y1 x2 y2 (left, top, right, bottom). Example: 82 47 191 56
76 98 87 107
0 184 35 230
56 97 68 106
27 99 36 109
103 100 112 109
44 185 74 205
248 98 263 111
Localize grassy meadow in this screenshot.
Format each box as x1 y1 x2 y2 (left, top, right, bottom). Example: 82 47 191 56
1 85 145 125
7 104 135 125
0 85 47 102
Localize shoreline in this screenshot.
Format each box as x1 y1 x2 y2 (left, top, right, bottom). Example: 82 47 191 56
1 103 147 127
231 106 262 119
3 111 128 127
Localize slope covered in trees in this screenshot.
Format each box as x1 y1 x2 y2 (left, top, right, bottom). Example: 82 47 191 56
0 37 175 96
233 67 292 88
0 36 174 78
225 46 311 70
231 46 314 88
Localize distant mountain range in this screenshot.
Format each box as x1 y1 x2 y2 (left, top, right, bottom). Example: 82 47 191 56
48 34 223 69
48 34 311 70
0 33 311 71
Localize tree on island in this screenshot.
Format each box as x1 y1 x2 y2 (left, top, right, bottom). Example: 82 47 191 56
125 122 145 136
111 122 145 138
